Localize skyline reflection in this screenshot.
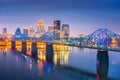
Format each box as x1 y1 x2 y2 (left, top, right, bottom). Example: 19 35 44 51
0 44 120 80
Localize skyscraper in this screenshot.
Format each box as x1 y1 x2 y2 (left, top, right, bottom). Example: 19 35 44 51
3 28 7 34
53 20 61 39
37 20 45 37
28 27 35 38
23 29 28 35
62 24 69 38
37 20 44 32
48 26 54 33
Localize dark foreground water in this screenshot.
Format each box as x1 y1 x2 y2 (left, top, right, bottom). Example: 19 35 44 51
0 47 120 80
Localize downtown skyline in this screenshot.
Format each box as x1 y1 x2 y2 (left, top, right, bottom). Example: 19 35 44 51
0 0 120 36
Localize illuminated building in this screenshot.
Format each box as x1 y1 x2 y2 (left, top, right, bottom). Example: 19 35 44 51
37 20 45 37
28 27 35 38
37 20 44 32
15 28 21 35
53 20 61 39
23 28 28 35
34 32 40 38
60 31 64 38
62 24 69 38
0 28 12 39
3 28 7 34
12 28 27 40
48 26 54 33
5 34 12 39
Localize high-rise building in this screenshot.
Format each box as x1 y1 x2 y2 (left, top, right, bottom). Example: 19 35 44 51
3 28 7 34
48 26 54 33
28 27 35 38
62 24 69 38
53 20 61 39
37 20 44 32
37 20 45 37
23 29 28 35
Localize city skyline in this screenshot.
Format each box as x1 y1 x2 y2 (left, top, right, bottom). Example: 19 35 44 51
0 1 120 80
0 0 120 36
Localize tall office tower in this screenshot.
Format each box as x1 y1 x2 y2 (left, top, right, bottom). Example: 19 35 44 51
62 24 69 38
23 29 28 35
48 26 54 33
53 20 61 39
28 27 35 38
37 20 45 37
3 28 7 34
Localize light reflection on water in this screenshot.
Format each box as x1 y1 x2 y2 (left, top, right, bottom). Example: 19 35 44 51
0 44 120 80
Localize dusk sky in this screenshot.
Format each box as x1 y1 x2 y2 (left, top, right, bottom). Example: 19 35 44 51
0 0 120 36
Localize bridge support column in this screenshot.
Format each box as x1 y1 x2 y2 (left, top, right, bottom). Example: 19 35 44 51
96 50 109 80
46 43 53 62
22 41 27 54
11 41 16 51
31 42 38 58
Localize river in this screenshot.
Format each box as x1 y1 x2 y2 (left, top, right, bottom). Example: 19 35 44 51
0 45 120 80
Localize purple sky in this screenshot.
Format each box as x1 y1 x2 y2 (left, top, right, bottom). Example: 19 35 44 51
0 0 120 36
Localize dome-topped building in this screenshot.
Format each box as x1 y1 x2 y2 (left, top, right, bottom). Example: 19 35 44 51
37 20 44 32
37 20 44 28
36 20 45 37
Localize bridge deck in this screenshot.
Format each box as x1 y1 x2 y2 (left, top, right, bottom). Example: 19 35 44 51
0 41 120 52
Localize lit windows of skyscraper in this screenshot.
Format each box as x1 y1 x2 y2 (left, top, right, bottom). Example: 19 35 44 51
3 28 7 34
37 20 44 32
62 24 69 38
2 28 12 39
54 20 60 30
37 20 45 37
28 27 35 38
53 20 61 39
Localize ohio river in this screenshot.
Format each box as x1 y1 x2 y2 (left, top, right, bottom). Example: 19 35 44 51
0 46 120 80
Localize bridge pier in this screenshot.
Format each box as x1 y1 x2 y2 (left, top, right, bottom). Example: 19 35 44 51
11 41 16 51
46 43 54 62
96 50 109 80
22 41 27 54
31 42 38 58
